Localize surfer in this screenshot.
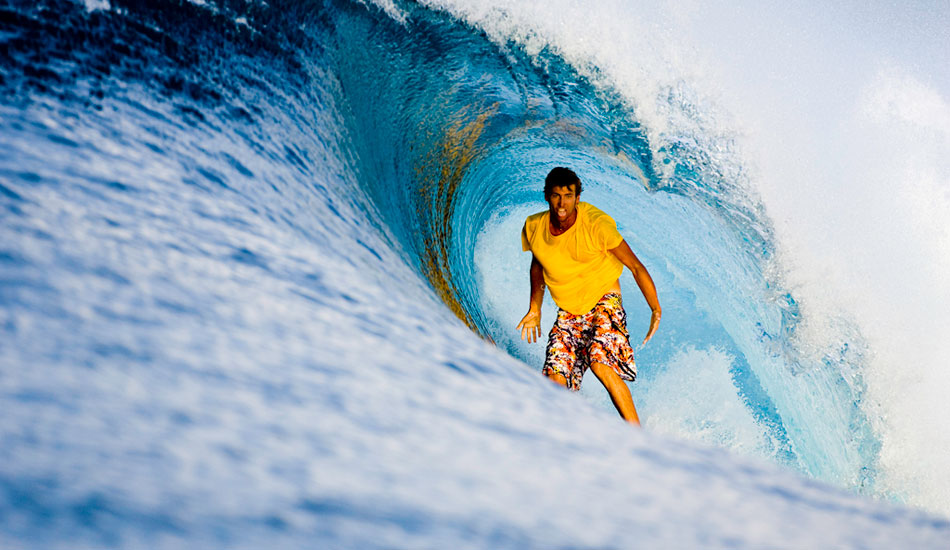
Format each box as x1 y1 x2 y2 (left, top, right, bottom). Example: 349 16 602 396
517 167 661 425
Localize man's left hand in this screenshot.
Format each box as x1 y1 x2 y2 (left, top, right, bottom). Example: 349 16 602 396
642 308 661 346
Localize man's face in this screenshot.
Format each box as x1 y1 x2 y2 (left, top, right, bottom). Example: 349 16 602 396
547 184 579 223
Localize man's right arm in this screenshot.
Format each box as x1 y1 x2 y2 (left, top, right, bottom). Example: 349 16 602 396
517 254 545 343
528 254 544 311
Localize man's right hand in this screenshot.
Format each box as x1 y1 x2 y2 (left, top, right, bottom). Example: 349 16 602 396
517 310 542 343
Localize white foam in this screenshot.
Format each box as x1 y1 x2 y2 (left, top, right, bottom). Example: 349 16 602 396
362 0 410 24
639 346 778 458
683 10 950 514
83 0 110 12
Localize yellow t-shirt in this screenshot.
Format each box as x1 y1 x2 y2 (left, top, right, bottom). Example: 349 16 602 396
521 202 625 315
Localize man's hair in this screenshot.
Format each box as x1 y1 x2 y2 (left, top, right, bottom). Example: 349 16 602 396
544 167 582 198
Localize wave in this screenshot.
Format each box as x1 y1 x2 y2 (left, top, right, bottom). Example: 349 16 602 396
1 0 948 546
339 0 878 489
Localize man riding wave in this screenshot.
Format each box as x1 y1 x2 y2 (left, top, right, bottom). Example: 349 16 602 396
518 167 661 425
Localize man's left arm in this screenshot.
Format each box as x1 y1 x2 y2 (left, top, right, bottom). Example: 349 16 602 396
609 240 661 345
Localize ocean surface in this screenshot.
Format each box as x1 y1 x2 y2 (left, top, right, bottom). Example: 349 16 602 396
2 0 949 548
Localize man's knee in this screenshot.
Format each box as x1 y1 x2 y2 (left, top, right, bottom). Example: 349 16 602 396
589 362 615 380
546 370 568 387
591 362 627 388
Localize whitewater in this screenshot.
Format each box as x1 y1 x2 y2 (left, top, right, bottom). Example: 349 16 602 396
1 0 948 548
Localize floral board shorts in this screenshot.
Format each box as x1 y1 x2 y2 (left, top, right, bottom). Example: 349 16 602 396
541 293 637 391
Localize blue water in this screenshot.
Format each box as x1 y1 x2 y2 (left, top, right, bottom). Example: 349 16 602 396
1 0 948 548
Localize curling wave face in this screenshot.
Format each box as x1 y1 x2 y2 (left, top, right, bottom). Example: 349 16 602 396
331 0 879 491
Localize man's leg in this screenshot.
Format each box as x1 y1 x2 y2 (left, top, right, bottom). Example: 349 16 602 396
545 371 568 388
589 362 640 425
543 310 575 390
